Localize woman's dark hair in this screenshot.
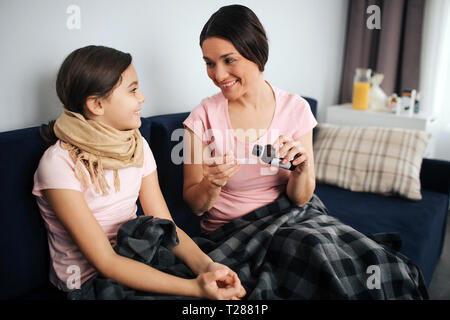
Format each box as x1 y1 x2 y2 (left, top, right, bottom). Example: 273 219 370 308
200 4 269 72
40 45 132 145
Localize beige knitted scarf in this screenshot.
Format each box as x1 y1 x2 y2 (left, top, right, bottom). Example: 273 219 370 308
53 109 144 196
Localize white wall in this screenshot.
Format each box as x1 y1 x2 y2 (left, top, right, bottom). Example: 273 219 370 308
0 0 349 132
419 0 450 161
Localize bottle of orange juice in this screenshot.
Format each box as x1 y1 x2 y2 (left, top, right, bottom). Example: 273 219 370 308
352 68 371 110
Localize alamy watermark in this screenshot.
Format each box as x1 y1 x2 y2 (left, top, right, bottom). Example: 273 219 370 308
366 265 381 290
171 121 283 175
66 265 81 290
367 5 381 30
66 5 81 30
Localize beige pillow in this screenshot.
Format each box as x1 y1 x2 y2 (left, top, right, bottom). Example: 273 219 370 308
313 123 430 200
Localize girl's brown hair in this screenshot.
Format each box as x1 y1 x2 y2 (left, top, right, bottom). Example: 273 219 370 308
40 45 132 145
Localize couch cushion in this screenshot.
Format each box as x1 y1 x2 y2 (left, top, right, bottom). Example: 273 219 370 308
17 283 66 300
136 118 152 216
420 158 450 195
0 118 152 299
313 124 430 201
314 183 448 285
0 126 51 299
148 113 202 236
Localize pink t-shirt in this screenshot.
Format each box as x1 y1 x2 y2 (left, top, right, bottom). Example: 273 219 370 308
183 84 317 233
32 138 156 292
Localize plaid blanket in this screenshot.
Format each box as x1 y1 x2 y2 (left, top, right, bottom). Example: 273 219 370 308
68 194 428 300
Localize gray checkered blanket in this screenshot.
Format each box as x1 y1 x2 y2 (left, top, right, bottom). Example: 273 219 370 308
68 194 428 300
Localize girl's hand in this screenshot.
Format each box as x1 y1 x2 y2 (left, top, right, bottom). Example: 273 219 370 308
205 262 246 295
202 151 240 188
273 135 309 175
196 266 246 300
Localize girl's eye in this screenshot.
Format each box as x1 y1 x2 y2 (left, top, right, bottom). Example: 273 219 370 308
205 61 214 67
131 88 137 93
225 58 235 64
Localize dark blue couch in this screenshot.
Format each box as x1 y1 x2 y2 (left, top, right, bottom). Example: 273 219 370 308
1 97 449 299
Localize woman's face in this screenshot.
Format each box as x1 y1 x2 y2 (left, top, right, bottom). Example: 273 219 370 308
201 37 262 101
98 64 145 131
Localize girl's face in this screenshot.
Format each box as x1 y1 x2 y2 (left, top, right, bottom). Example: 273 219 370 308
98 64 145 131
201 37 262 101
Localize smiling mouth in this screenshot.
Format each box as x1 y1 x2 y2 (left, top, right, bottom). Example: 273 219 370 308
220 80 238 89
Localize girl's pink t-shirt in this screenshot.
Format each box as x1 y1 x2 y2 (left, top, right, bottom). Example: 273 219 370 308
32 138 156 292
183 84 317 233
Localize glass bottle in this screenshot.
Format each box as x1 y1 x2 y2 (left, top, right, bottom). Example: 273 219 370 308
352 68 371 110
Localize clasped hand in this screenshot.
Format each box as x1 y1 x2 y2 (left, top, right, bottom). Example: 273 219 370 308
196 262 246 300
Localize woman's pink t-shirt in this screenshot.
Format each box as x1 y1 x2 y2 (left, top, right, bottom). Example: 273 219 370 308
32 138 156 292
183 85 317 233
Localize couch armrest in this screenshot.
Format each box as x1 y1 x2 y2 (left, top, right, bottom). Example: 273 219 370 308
420 158 450 195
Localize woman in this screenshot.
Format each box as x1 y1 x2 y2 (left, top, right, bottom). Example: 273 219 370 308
182 7 428 300
33 45 245 299
183 5 317 233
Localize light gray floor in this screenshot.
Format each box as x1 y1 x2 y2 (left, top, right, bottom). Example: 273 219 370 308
428 210 450 299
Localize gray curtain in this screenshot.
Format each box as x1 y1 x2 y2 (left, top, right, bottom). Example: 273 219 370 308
339 0 425 103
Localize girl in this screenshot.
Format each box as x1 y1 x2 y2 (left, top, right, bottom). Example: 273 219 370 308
33 45 246 299
183 5 317 233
